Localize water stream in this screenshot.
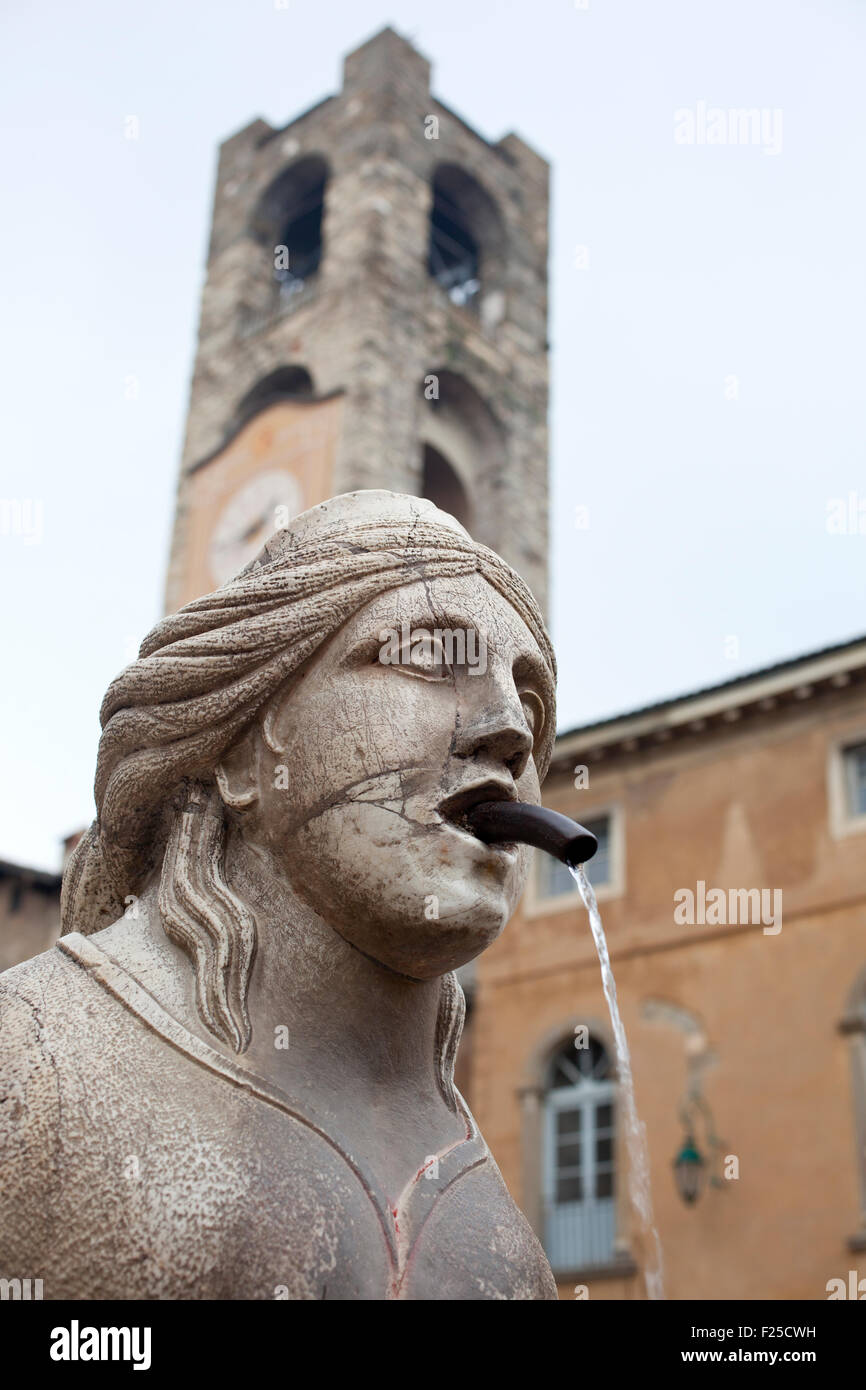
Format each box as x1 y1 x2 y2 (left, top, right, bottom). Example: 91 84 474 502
570 864 665 1301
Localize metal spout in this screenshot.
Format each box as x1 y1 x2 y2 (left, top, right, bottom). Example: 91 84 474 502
464 801 598 867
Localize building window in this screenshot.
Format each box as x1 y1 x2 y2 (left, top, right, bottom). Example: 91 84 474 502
543 1036 616 1272
840 966 866 1246
828 737 866 839
844 743 866 819
535 813 613 902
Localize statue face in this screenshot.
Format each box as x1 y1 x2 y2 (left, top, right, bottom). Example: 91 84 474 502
230 574 554 979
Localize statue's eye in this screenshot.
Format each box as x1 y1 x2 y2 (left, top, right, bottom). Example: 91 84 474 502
402 632 451 681
369 629 454 680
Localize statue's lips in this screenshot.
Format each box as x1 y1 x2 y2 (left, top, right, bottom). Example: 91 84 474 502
437 780 518 854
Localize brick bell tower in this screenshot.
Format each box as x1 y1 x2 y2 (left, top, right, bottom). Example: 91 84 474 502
164 26 550 615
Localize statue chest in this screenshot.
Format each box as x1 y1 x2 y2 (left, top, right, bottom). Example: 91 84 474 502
95 1097 555 1300
43 1063 555 1301
15 944 556 1301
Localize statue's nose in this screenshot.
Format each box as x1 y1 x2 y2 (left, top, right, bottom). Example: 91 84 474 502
451 689 533 781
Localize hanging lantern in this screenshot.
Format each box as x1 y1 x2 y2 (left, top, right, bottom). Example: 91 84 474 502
673 1134 705 1205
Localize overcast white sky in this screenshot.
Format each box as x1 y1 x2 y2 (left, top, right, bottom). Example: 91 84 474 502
1 0 864 869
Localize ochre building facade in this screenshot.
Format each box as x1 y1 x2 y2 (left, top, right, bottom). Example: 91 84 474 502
470 639 866 1300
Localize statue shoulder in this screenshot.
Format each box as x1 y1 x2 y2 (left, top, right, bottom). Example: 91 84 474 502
1 944 66 1041
0 940 111 1138
0 943 83 1118
0 946 80 1267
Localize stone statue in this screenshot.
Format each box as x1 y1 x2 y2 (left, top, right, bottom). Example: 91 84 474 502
0 491 560 1300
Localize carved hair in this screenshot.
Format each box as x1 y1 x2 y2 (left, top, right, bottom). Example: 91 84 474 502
435 971 466 1112
61 500 556 1062
158 783 257 1052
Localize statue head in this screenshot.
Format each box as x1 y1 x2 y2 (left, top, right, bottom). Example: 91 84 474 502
62 492 556 1055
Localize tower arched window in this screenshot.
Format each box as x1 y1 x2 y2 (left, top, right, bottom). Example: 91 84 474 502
428 188 479 305
543 1035 616 1272
427 165 505 314
421 443 471 529
234 366 315 430
417 370 503 547
251 156 328 304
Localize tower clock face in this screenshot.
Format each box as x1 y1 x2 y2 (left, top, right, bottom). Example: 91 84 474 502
208 470 304 587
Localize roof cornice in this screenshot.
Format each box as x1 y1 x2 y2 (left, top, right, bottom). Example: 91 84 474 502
551 637 866 773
